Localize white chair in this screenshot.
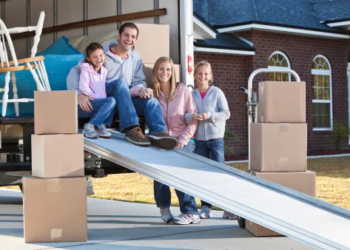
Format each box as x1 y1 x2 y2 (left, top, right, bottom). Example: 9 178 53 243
0 11 51 117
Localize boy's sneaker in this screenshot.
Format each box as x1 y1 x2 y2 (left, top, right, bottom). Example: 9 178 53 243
200 205 212 219
160 207 173 223
83 123 99 139
96 124 111 138
125 126 151 146
172 213 201 225
147 132 177 150
222 210 238 220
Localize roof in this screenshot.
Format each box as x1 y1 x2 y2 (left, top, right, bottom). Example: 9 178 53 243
193 0 350 34
194 33 255 51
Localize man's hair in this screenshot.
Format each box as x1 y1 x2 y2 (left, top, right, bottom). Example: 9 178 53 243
119 22 139 38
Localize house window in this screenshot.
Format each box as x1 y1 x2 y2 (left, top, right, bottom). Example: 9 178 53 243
312 55 332 130
268 51 291 81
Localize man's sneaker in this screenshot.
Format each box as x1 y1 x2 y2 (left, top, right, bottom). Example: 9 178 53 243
147 132 177 150
222 210 238 220
200 205 212 219
125 126 151 146
96 124 111 138
160 207 173 223
83 123 99 139
172 213 201 225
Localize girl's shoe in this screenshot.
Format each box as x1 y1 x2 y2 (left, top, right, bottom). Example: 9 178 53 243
96 124 111 138
199 205 212 219
222 210 238 220
160 207 173 223
83 123 99 139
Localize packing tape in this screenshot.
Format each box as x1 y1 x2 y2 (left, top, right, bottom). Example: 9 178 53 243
279 157 289 167
51 228 62 242
46 179 61 193
279 124 289 133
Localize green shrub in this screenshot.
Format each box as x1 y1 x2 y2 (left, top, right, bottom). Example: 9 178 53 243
331 121 350 150
224 127 240 155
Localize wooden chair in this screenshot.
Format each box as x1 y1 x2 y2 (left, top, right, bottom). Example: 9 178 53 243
0 11 51 117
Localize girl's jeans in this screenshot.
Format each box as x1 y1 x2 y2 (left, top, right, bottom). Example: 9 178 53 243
153 140 198 214
196 138 225 209
78 97 116 128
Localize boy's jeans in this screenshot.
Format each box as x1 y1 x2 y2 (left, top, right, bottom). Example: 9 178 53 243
105 79 167 134
154 140 198 214
196 138 225 209
78 97 116 128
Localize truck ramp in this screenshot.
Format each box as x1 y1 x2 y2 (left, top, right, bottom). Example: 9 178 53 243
84 131 350 250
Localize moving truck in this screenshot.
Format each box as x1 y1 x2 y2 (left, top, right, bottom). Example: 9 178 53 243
0 0 195 189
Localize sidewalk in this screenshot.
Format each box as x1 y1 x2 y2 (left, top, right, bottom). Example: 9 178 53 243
0 188 314 250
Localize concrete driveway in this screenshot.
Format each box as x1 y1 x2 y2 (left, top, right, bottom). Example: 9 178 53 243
0 188 314 250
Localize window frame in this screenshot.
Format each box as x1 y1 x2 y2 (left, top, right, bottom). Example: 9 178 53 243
311 55 333 131
268 51 291 81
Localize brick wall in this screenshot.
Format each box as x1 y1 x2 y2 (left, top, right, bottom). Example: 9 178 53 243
195 30 350 155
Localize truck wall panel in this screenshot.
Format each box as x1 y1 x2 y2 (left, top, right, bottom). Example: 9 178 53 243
87 0 118 35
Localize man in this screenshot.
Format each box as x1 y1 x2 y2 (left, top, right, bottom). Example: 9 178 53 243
67 23 177 150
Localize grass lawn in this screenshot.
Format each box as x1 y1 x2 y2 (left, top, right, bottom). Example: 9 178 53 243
3 156 349 210
88 156 350 210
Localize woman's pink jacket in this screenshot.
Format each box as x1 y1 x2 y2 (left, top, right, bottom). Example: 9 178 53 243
158 83 198 145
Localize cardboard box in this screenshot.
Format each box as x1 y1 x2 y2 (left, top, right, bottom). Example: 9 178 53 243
246 171 316 236
23 177 87 243
135 23 170 63
143 63 181 88
32 134 84 178
250 123 307 172
258 81 306 123
35 90 78 134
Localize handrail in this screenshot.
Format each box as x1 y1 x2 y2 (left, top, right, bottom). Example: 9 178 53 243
12 8 167 40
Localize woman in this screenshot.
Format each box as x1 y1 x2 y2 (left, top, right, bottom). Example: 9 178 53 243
152 56 199 225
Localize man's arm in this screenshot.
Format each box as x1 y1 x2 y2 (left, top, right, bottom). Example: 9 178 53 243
67 64 93 112
66 65 82 95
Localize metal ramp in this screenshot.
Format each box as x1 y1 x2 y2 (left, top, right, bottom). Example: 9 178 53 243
84 131 350 250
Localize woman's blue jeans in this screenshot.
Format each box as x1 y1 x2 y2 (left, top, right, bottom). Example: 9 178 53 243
105 79 167 134
196 138 225 209
153 140 198 214
78 97 116 128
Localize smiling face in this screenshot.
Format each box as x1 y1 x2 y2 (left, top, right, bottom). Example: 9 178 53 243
87 48 105 71
157 61 172 84
117 27 138 52
194 65 212 90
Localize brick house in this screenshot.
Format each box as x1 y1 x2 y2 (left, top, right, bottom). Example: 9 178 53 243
192 0 350 155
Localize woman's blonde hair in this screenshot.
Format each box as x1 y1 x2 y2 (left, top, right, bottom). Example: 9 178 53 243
152 57 177 99
193 60 214 85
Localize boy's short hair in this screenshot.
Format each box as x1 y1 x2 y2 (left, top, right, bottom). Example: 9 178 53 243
119 22 139 39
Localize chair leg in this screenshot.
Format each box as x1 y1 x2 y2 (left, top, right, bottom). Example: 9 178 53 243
2 71 10 117
12 72 19 116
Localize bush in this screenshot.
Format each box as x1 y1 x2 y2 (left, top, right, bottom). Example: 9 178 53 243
331 121 350 150
224 127 240 155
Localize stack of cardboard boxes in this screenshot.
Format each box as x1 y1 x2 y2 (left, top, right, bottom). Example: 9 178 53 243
22 90 87 243
134 23 181 86
245 81 316 237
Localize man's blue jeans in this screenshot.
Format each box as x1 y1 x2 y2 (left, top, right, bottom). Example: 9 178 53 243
105 79 167 134
154 140 198 214
78 97 116 128
196 138 225 209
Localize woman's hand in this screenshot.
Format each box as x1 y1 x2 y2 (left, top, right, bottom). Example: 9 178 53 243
197 113 208 120
191 113 200 120
139 88 154 99
78 94 93 112
176 142 184 149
